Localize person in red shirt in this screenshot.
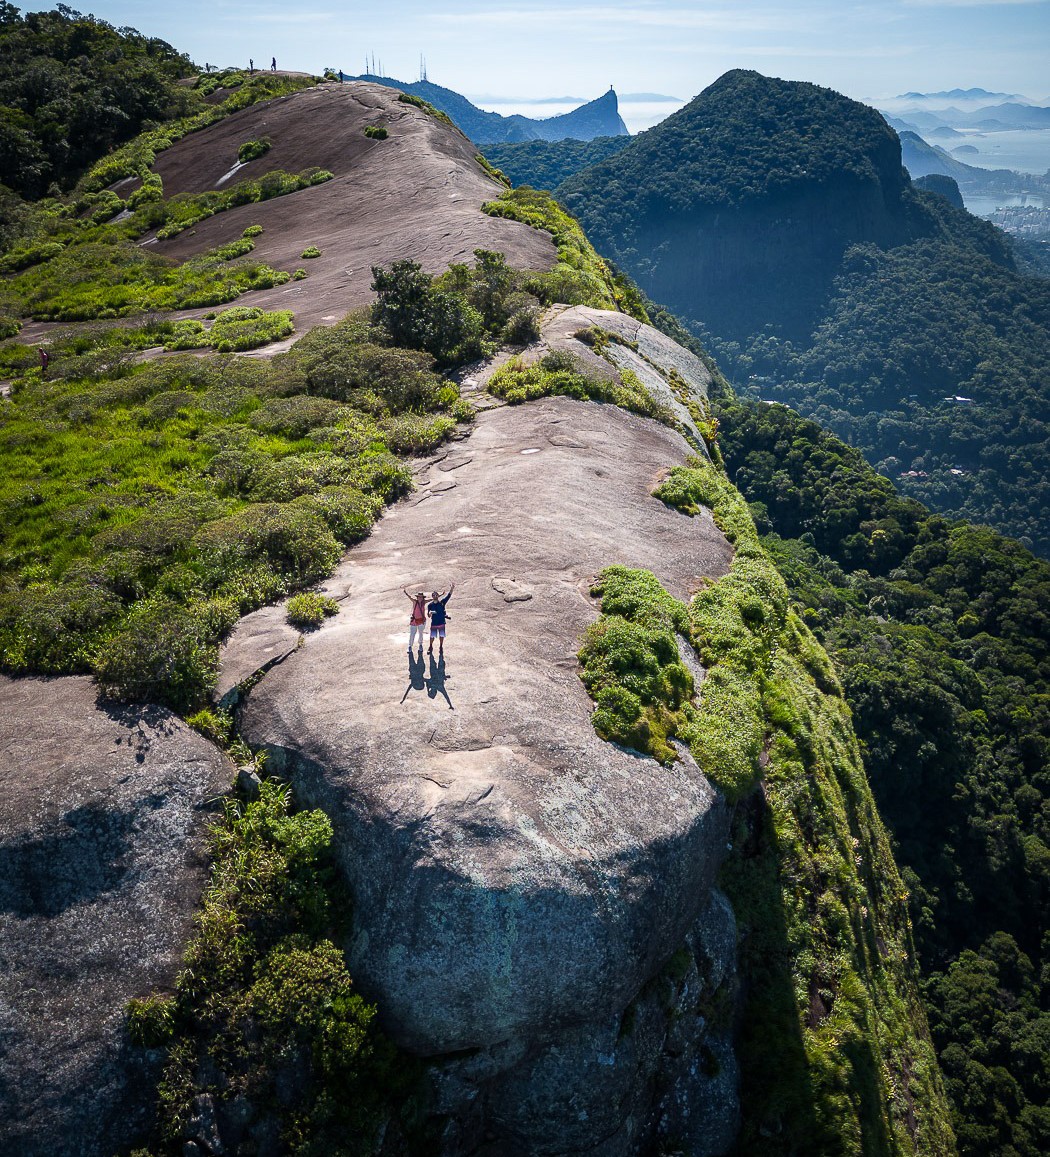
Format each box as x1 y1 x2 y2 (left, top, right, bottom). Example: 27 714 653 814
403 587 428 653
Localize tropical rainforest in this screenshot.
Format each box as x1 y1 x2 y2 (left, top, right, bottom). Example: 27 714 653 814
710 394 1050 1156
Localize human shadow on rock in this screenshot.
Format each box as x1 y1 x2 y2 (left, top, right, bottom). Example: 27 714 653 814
427 654 454 711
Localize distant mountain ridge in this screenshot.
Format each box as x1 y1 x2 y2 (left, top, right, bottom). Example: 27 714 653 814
346 73 629 143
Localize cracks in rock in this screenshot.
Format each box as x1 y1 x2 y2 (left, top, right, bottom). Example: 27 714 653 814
219 636 302 711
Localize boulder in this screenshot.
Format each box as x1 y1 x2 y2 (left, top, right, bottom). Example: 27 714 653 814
0 675 230 1156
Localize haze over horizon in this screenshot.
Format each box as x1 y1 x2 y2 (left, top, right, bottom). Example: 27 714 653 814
48 0 1050 109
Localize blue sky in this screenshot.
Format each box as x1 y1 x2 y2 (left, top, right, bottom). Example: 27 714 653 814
49 0 1050 104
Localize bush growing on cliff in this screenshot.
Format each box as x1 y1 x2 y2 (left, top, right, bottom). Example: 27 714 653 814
139 779 423 1151
581 464 955 1152
487 351 673 423
286 591 340 628
237 137 272 163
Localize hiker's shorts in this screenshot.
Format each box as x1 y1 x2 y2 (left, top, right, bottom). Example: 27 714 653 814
430 623 446 639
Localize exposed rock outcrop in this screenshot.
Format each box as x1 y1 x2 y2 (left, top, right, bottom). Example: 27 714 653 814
234 396 738 1150
0 676 230 1155
147 81 557 333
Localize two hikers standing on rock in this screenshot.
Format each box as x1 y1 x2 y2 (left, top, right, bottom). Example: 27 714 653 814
403 582 454 657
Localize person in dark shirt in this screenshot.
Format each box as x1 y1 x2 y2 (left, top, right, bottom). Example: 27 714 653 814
427 582 454 658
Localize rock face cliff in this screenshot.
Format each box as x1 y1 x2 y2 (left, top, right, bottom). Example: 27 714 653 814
225 317 740 1153
0 676 229 1155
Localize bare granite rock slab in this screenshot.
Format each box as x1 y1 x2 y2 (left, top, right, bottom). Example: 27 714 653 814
214 603 303 708
533 305 717 451
0 675 230 1156
239 397 735 1064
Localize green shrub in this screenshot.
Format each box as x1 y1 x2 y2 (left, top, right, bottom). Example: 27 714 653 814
300 246 322 258
475 153 511 187
579 566 694 764
193 504 341 585
0 580 122 675
249 395 347 438
209 307 294 352
0 317 22 340
364 125 388 140
237 137 272 163
286 591 340 628
0 240 64 273
291 486 382 544
398 92 455 128
292 268 307 280
93 597 229 712
487 353 671 422
242 224 264 238
482 187 648 320
125 993 176 1047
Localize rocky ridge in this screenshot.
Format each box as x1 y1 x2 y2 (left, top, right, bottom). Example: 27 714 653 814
223 315 738 1152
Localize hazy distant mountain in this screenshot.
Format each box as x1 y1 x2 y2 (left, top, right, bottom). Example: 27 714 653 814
896 87 1027 103
346 73 629 142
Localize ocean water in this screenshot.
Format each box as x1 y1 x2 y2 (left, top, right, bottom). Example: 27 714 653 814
962 192 1048 216
475 99 686 135
945 128 1050 176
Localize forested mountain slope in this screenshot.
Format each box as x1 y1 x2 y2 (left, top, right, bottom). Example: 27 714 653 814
715 395 1050 1156
558 69 1050 557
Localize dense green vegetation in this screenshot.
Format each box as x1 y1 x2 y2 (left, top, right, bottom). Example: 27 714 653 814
702 240 1050 555
559 70 913 240
0 303 472 710
581 462 955 1152
488 348 672 420
716 396 1050 1155
480 136 630 194
481 186 649 319
0 5 194 201
129 773 426 1155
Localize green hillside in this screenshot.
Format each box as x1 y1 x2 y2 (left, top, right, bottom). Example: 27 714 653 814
557 69 1050 558
481 135 630 192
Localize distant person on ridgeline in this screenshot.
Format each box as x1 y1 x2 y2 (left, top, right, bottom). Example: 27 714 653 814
427 582 454 658
403 587 428 653
249 58 254 75
339 70 344 83
38 348 48 376
271 56 277 72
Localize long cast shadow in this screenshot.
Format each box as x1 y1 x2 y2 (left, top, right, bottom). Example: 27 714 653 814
400 648 427 704
426 653 454 710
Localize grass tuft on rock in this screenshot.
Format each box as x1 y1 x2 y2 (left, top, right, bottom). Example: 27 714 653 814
287 591 340 629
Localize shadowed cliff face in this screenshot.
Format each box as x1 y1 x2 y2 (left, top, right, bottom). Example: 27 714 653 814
632 172 914 340
560 70 919 341
0 676 229 1156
